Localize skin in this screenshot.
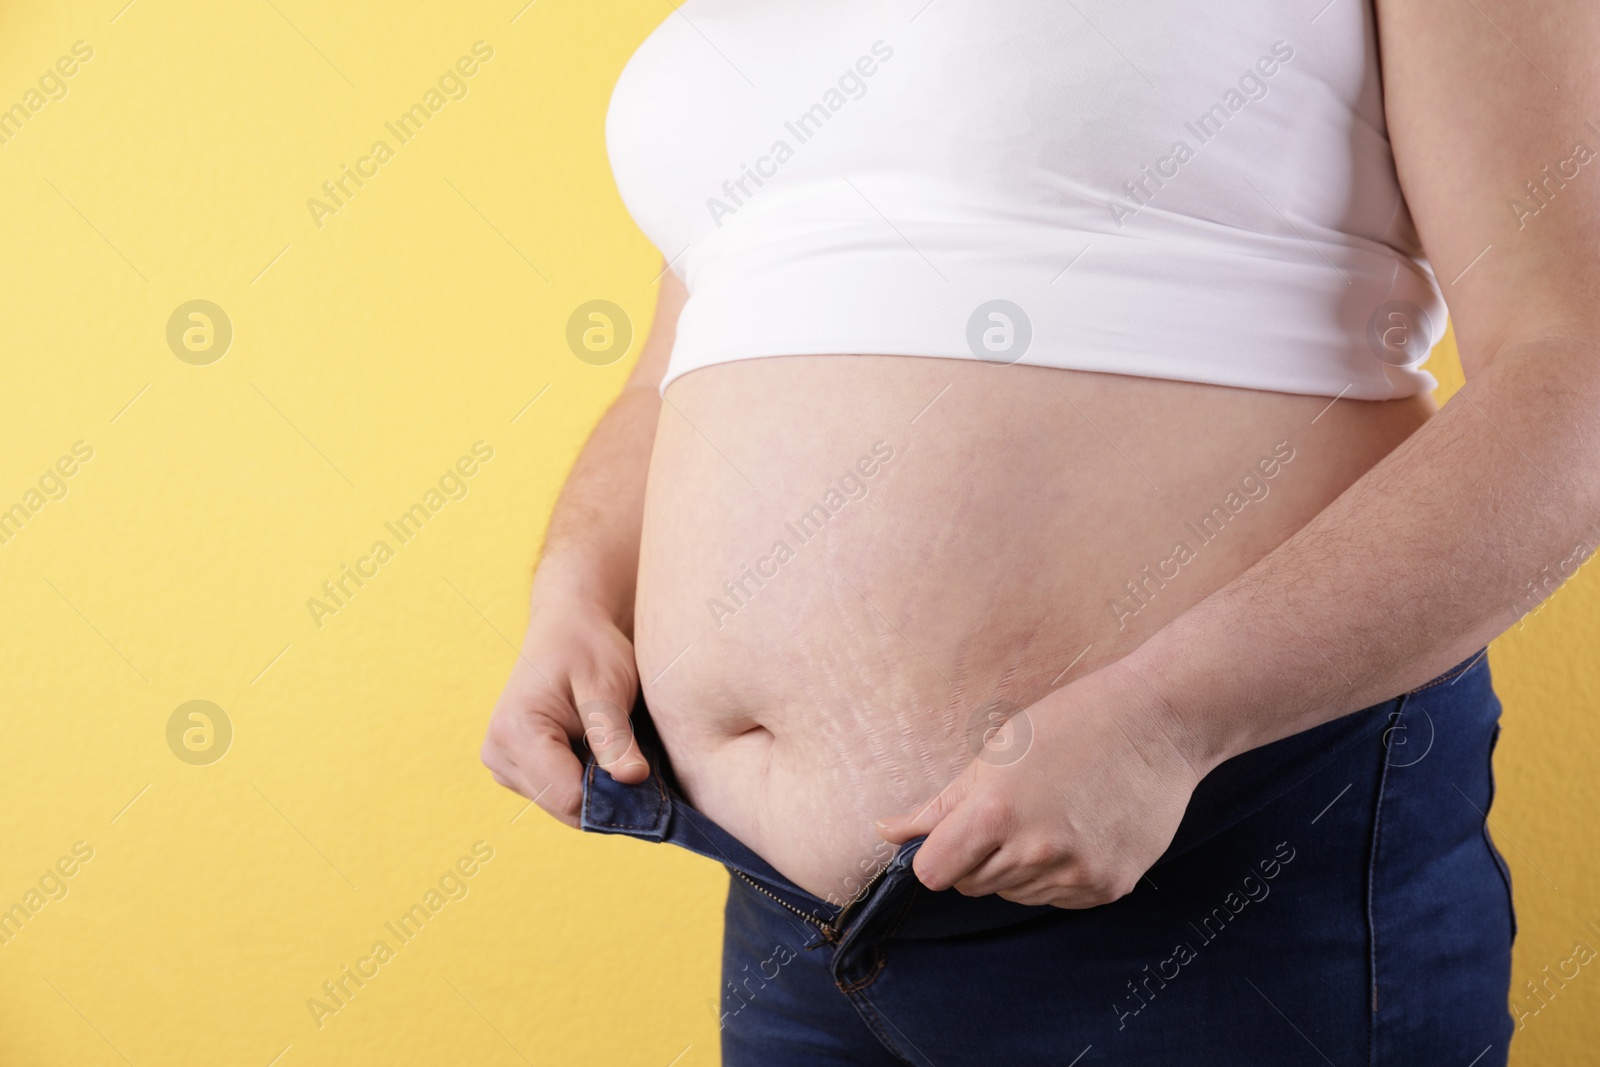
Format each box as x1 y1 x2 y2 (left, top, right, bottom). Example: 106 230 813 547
626 355 1434 901
484 0 1600 908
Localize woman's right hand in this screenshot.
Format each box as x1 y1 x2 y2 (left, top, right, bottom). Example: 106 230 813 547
480 598 649 827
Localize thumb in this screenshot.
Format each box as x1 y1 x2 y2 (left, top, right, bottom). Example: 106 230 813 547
575 695 649 784
875 764 976 844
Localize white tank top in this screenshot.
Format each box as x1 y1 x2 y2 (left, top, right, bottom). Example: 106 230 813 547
605 0 1445 399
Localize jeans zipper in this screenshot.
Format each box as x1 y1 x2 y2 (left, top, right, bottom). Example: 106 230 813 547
730 869 836 939
730 855 896 945
833 858 893 933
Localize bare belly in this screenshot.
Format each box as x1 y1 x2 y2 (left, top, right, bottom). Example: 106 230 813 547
633 354 1431 902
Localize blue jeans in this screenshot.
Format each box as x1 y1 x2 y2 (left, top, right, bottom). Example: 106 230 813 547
581 652 1515 1065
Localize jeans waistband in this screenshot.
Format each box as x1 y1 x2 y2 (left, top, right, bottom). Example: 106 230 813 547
580 650 1492 948
579 695 1070 956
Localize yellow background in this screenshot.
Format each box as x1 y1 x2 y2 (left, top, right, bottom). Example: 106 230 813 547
0 3 1594 1065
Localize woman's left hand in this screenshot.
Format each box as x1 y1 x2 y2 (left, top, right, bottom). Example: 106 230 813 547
874 662 1214 909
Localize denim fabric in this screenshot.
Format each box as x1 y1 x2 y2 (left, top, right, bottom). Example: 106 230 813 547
581 651 1514 1066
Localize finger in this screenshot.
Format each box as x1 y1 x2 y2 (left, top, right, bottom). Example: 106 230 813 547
950 845 1026 899
983 855 1090 906
964 832 1100 900
482 749 564 813
483 736 580 818
875 764 977 844
911 794 1009 892
996 867 1138 910
484 698 588 825
573 688 648 784
948 847 1012 898
1002 884 1101 910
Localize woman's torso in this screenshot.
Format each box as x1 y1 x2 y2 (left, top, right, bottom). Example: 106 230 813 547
615 0 1444 900
635 359 1431 900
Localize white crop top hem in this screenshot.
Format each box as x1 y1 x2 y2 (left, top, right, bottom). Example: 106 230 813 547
660 221 1441 400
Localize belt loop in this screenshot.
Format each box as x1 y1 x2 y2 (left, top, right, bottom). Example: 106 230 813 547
579 754 673 839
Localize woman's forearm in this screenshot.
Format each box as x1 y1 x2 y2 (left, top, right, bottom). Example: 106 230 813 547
1121 333 1600 771
532 383 662 634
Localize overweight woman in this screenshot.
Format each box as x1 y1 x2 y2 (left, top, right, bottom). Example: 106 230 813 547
482 2 1600 1063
